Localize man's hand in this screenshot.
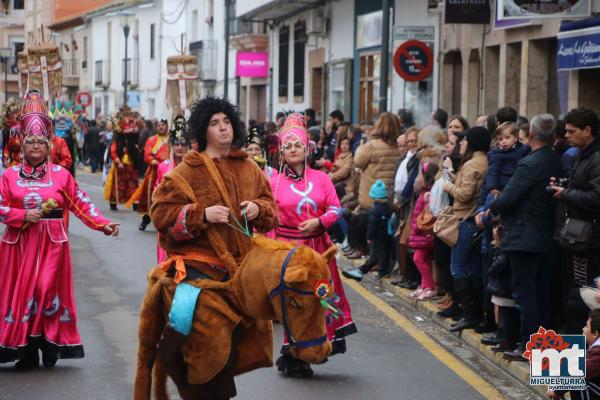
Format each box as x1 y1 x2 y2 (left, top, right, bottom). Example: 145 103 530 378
24 209 43 223
548 186 564 199
116 160 124 170
298 218 320 233
151 159 159 167
240 201 259 221
205 205 230 224
475 211 484 229
103 223 120 237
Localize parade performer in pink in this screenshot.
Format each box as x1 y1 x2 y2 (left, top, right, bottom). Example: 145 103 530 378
154 115 190 263
271 113 357 377
0 91 119 370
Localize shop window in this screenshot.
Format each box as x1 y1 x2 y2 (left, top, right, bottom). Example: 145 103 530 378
358 51 380 122
278 26 289 99
293 21 306 100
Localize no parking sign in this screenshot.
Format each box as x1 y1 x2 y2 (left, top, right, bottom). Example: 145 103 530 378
393 40 434 82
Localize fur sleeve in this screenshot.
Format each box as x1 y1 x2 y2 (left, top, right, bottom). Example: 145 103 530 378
151 171 209 239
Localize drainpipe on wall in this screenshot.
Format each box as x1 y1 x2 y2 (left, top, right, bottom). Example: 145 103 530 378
224 0 231 100
379 0 390 114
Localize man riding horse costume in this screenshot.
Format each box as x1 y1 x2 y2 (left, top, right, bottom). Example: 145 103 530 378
134 97 336 400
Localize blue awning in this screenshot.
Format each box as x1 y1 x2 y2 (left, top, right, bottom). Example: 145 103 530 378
557 18 600 71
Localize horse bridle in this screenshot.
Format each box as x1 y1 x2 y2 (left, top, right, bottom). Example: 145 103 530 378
268 246 328 349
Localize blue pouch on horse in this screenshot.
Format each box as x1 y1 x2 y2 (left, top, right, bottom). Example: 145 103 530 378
168 283 202 336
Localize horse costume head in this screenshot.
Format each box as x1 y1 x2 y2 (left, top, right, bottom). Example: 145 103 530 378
236 236 335 364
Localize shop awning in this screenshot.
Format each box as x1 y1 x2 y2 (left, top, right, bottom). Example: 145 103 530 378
557 17 600 71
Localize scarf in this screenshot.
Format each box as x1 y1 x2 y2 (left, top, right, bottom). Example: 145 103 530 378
283 163 303 182
20 160 48 181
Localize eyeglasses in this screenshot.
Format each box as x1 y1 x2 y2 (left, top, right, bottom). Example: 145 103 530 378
282 142 305 151
23 139 48 146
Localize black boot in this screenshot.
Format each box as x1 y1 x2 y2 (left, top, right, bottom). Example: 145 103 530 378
139 214 151 231
449 278 481 332
157 325 189 389
276 354 313 378
15 348 39 370
42 348 58 368
110 202 118 211
438 300 462 318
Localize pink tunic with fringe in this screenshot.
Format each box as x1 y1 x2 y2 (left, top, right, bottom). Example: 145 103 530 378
271 167 356 354
0 162 110 363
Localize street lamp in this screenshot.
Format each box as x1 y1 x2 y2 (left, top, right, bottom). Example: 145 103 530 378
0 47 12 102
119 11 135 107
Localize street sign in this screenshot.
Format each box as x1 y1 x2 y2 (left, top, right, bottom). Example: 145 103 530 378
76 91 92 108
393 40 434 82
393 26 435 42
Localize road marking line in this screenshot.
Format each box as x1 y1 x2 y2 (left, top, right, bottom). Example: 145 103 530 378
343 277 504 400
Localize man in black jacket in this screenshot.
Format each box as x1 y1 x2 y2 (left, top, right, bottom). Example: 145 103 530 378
84 120 101 173
549 107 600 335
489 113 563 361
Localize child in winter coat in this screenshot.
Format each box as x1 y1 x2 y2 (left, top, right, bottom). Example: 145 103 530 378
408 162 440 300
342 179 393 281
483 122 531 204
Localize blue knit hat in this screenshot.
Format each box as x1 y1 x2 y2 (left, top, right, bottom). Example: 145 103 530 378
369 179 388 199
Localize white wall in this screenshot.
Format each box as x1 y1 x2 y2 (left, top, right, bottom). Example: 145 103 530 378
329 0 354 61
88 0 185 118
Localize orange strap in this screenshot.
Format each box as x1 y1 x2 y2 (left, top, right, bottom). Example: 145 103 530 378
157 251 225 284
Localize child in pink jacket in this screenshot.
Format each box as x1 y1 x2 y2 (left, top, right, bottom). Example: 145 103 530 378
409 162 440 301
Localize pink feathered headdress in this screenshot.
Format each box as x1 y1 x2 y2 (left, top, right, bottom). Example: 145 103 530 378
19 91 53 140
278 112 309 148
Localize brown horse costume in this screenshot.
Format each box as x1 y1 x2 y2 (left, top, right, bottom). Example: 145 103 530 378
134 236 335 399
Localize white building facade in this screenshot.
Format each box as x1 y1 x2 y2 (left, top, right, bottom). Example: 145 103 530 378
50 0 185 119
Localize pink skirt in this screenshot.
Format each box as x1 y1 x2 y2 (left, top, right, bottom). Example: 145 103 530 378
0 220 84 362
276 231 357 355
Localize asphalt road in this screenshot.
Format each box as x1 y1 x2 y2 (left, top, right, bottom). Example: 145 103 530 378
0 170 531 400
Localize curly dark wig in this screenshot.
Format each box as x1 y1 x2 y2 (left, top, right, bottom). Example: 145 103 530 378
189 96 245 151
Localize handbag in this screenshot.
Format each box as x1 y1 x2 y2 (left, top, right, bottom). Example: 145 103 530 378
433 206 460 247
560 217 594 253
416 205 436 234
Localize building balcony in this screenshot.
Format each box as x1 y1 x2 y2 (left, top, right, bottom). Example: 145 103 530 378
230 18 268 52
189 40 217 82
0 7 24 27
122 57 139 88
1 56 19 81
94 59 110 88
236 0 322 21
63 58 79 87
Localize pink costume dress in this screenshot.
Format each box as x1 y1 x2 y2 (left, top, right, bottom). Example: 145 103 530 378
155 159 175 263
271 167 357 355
0 161 110 363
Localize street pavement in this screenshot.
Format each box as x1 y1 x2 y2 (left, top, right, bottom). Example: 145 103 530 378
0 170 536 399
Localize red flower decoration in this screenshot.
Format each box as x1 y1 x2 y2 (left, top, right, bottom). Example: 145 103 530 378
523 327 571 371
313 279 330 300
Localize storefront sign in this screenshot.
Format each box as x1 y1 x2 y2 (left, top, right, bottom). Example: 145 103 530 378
393 40 434 82
236 52 269 78
393 26 435 42
557 26 600 70
498 0 590 20
445 0 491 24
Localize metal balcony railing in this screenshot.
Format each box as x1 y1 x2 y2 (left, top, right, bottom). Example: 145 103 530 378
0 56 18 74
190 40 217 81
64 58 78 77
94 59 110 87
122 57 139 87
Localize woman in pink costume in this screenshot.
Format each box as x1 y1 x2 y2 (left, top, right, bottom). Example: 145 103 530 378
272 113 357 377
0 91 119 369
154 117 191 263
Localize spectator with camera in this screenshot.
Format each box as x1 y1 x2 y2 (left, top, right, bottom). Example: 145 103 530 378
549 107 600 335
489 113 563 360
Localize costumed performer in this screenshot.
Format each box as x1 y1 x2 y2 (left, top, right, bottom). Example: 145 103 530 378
148 96 278 399
243 125 278 180
271 113 357 377
0 91 119 370
128 118 170 231
103 107 140 211
154 115 191 263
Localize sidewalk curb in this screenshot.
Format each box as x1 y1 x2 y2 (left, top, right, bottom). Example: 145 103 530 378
339 255 545 398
